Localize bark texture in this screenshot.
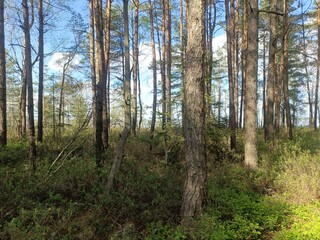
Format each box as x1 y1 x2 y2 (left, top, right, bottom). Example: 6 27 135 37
244 0 258 170
181 0 206 225
0 0 6 146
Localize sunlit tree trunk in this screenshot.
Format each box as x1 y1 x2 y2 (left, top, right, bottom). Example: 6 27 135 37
0 0 6 146
181 0 206 225
244 0 258 170
161 0 166 129
22 0 36 170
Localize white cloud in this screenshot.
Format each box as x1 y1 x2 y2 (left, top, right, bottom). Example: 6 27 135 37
212 34 227 52
47 52 80 72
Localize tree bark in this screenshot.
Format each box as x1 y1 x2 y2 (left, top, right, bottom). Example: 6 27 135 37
181 0 206 225
225 0 236 150
244 0 258 170
282 0 292 139
104 0 111 147
37 0 44 142
93 0 105 168
132 0 139 135
89 0 96 129
165 0 171 124
22 0 36 170
315 0 320 130
265 0 277 142
0 0 6 146
149 0 157 144
107 0 131 190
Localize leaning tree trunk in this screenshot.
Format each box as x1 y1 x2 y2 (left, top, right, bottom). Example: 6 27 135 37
244 0 258 170
107 0 131 190
0 0 6 146
181 0 206 226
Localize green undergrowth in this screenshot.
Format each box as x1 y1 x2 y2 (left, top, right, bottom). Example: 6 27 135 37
1 128 320 239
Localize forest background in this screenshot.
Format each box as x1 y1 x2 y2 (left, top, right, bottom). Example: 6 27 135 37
1 0 320 239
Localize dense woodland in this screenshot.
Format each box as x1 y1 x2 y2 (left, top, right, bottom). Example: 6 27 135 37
1 0 320 239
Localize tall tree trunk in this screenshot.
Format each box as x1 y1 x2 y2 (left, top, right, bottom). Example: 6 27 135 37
19 68 27 138
181 0 206 225
132 0 139 135
262 32 267 141
89 0 96 129
265 0 277 142
37 0 43 142
165 0 171 124
315 0 320 130
149 0 157 144
107 0 131 190
93 0 105 168
244 0 258 170
282 0 292 139
22 0 36 170
180 0 185 129
225 0 236 150
104 0 111 146
0 0 6 146
239 0 248 129
161 0 166 129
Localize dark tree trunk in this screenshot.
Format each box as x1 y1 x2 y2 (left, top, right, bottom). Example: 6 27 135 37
0 0 6 146
37 0 44 142
22 0 36 170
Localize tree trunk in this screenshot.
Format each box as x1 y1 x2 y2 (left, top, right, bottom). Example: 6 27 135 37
89 0 96 129
93 0 106 168
149 0 157 144
244 0 258 170
265 0 277 142
225 0 236 150
104 0 111 146
22 0 36 170
160 0 166 129
239 0 248 129
0 0 6 146
132 0 139 135
165 0 171 124
315 0 320 130
107 0 131 190
181 0 206 225
282 0 292 139
37 0 44 142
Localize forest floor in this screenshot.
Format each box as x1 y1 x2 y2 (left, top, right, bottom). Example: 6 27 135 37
1 126 320 239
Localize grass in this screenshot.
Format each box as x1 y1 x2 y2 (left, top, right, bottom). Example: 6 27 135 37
1 127 320 239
